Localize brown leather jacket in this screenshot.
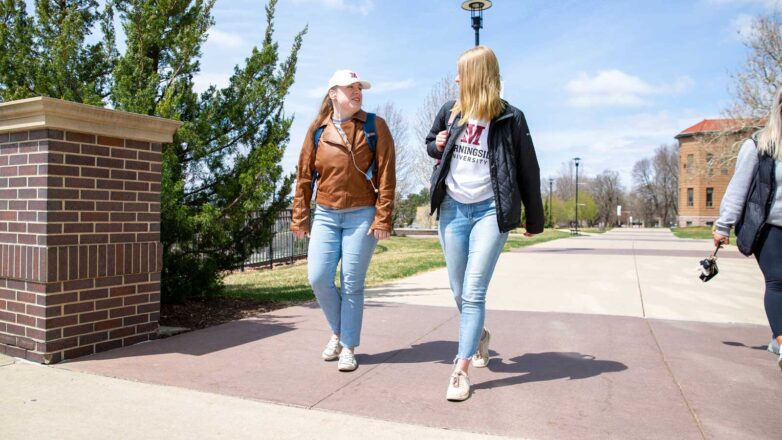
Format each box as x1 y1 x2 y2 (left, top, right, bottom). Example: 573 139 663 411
291 110 396 232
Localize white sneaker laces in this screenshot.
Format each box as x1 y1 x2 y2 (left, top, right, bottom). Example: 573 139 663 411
340 350 355 364
326 336 340 352
451 371 465 387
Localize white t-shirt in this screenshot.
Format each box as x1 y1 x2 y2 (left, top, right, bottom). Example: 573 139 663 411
445 119 493 203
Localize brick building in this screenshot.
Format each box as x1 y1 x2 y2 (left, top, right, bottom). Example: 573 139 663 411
675 119 758 227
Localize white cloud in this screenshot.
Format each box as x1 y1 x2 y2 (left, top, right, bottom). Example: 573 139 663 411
193 73 232 94
290 0 374 15
534 111 704 186
305 78 414 98
371 79 415 94
307 86 327 98
207 29 246 49
566 70 693 108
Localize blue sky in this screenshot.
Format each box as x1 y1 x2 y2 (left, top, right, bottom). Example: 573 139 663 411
194 0 777 189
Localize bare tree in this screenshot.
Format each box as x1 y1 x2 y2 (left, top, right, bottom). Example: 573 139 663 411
373 101 414 195
625 191 655 226
654 144 679 224
591 170 624 226
727 13 782 119
410 75 459 192
699 122 761 179
631 144 678 226
554 161 575 201
697 12 780 167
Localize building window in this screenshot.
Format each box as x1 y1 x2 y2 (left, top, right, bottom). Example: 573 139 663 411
706 153 714 176
686 221 693 226
706 187 714 208
687 188 694 207
686 154 694 174
706 221 714 226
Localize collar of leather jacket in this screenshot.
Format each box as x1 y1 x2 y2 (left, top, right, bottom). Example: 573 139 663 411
316 109 368 128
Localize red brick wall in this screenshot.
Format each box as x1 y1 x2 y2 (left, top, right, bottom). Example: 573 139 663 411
0 128 162 363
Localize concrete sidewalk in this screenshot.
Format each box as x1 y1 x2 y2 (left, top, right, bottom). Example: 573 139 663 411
1 228 779 439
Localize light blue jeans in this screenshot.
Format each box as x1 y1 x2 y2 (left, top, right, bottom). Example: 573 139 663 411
308 205 377 348
438 194 509 360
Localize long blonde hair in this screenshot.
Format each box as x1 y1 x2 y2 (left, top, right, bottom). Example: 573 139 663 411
756 87 782 160
308 92 334 134
451 45 505 125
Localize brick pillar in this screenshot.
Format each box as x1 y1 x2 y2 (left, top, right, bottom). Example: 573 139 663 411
0 97 181 363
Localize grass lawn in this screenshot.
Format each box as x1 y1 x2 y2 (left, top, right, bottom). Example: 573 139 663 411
580 227 611 234
223 229 570 303
670 226 737 241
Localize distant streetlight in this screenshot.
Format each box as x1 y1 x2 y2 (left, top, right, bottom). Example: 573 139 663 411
573 157 581 235
461 1 493 46
548 178 554 228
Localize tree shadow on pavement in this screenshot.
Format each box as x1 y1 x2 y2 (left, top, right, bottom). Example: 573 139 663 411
65 315 299 361
473 352 627 390
722 341 768 351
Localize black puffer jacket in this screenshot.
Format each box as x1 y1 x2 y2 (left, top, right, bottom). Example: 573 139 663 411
426 100 544 234
736 149 776 256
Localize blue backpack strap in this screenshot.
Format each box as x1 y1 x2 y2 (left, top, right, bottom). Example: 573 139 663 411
311 125 325 191
363 113 377 179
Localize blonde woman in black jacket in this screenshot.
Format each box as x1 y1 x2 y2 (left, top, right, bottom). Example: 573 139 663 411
426 45 544 401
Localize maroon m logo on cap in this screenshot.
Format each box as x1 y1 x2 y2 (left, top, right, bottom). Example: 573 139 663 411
350 72 357 78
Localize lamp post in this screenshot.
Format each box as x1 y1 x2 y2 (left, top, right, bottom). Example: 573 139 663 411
461 1 493 46
548 178 554 228
573 157 581 235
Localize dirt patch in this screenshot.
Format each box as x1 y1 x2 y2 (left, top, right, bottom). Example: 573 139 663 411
159 297 300 331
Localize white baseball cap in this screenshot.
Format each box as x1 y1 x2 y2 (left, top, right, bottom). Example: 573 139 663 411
328 69 371 90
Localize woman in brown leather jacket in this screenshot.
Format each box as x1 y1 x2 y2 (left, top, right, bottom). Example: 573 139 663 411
291 70 395 372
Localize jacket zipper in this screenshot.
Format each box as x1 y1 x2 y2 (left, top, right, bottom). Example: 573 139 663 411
431 118 465 216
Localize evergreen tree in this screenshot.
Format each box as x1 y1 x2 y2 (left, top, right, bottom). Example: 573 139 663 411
111 0 306 302
394 188 429 228
0 0 114 104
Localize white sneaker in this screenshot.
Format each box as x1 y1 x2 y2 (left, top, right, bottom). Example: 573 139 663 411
472 329 491 368
778 352 782 371
337 348 357 371
322 335 342 361
446 370 471 401
768 338 780 355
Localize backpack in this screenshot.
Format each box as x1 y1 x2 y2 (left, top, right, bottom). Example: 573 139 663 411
311 113 377 191
735 136 777 256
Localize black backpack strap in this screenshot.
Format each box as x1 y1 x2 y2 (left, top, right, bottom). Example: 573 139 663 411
363 112 377 179
311 125 325 191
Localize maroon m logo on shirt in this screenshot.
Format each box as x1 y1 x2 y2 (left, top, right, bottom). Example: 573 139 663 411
460 124 486 146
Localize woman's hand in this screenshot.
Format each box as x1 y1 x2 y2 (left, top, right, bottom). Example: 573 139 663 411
369 229 391 240
713 232 729 248
292 230 308 240
435 130 449 151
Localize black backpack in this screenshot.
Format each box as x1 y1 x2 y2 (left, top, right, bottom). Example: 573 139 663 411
735 137 777 256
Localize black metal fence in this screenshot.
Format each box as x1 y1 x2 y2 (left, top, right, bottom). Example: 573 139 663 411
240 209 309 270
